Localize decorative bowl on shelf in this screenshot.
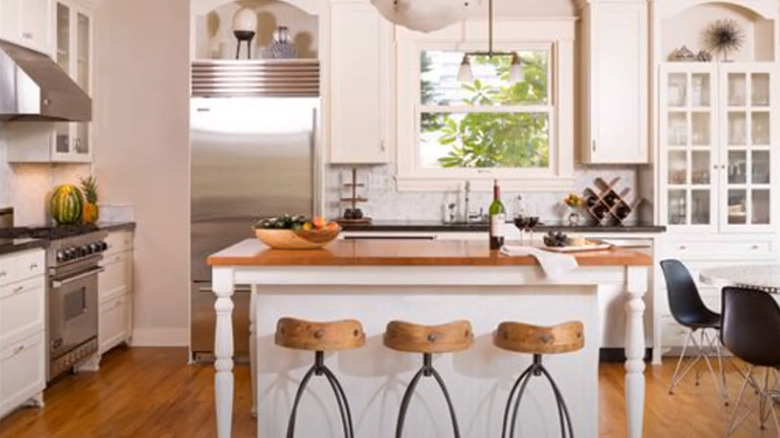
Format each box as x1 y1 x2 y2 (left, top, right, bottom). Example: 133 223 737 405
254 226 341 250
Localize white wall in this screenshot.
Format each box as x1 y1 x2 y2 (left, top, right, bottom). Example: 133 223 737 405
92 0 190 346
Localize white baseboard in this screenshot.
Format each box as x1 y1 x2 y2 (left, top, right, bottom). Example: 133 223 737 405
130 328 189 347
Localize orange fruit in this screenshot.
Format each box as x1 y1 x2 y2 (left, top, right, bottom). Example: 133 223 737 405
326 222 339 231
312 216 326 229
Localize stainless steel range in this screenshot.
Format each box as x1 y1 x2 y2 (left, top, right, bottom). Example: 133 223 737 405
47 229 107 380
0 225 108 381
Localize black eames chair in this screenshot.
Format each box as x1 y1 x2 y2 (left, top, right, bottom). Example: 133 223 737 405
660 259 728 402
720 287 780 436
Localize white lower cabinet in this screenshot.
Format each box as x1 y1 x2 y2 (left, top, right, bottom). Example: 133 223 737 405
0 248 46 419
656 234 780 354
97 230 134 356
98 294 132 354
0 332 46 418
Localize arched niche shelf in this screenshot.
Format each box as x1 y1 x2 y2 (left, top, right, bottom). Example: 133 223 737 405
656 0 778 62
191 0 322 60
657 0 778 21
192 0 324 17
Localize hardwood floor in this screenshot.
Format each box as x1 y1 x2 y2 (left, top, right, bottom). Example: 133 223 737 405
0 347 776 437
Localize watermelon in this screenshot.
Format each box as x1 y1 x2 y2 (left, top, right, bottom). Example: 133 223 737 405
50 185 84 225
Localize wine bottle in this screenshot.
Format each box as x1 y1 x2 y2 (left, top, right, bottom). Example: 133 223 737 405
489 180 506 250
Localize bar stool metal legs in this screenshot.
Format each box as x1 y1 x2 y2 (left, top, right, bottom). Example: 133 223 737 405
494 320 584 438
502 354 574 438
286 351 354 438
275 317 365 438
384 320 473 438
395 352 462 438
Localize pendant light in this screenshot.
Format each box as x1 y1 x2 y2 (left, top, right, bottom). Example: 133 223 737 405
457 0 523 84
371 0 473 33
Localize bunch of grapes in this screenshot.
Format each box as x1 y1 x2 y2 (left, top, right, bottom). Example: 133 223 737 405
543 231 568 247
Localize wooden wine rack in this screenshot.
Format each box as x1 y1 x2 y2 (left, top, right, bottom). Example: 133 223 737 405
582 177 643 226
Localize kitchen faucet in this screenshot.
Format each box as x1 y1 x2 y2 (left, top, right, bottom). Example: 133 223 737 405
464 181 470 223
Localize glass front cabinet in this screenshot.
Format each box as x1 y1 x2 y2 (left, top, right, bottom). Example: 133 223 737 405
660 63 779 232
54 1 91 162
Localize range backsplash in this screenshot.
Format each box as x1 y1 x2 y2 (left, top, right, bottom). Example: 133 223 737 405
325 164 641 225
0 135 91 226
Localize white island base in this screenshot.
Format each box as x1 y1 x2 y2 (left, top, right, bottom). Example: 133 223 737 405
252 285 600 438
209 239 650 438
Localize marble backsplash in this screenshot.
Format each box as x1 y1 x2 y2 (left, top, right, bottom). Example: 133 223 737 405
0 134 92 226
325 164 643 225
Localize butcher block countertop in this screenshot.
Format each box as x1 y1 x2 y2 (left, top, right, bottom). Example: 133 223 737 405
207 238 652 267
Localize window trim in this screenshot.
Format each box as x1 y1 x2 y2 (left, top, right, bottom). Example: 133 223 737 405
395 18 577 192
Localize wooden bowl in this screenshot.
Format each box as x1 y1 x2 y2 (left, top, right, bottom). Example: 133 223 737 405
254 226 341 250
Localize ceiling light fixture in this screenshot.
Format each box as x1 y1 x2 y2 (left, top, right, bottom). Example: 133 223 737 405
457 0 523 84
371 0 473 33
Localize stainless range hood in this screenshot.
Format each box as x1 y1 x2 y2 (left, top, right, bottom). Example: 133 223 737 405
0 40 91 122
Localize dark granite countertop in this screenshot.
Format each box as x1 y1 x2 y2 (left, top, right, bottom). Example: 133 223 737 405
0 238 49 255
96 221 136 232
341 220 666 233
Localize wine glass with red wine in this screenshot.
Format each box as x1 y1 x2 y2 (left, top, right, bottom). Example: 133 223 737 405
526 216 540 245
514 215 531 245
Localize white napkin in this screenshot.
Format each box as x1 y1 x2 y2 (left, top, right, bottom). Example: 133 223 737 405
500 245 579 280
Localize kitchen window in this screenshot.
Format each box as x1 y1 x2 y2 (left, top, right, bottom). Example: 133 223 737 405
395 19 576 191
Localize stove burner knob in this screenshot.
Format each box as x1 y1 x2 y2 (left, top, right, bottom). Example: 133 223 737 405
56 251 66 262
90 243 101 253
100 242 108 252
63 249 75 260
82 245 93 255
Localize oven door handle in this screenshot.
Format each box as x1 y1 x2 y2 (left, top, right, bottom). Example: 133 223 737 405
52 267 104 288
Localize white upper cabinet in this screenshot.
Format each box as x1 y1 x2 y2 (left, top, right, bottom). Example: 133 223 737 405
0 0 52 55
580 0 649 164
328 1 392 164
5 0 93 164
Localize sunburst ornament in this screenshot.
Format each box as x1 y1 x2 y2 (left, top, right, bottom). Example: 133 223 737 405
705 18 744 62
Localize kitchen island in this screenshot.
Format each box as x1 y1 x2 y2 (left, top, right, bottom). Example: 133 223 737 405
207 239 652 438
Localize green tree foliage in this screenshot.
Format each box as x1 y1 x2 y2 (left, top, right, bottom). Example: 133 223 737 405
423 52 550 168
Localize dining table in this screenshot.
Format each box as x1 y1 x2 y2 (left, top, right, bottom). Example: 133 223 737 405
699 264 780 294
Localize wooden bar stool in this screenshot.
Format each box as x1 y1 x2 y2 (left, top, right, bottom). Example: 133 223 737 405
384 320 473 438
494 321 584 438
275 317 366 438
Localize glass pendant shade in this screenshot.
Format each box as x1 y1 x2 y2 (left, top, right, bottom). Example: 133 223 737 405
457 54 473 82
371 0 471 33
509 53 524 83
232 7 258 33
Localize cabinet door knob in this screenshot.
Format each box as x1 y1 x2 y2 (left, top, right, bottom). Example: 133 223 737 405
751 244 759 250
592 140 597 152
0 271 6 277
30 262 38 270
22 32 33 39
13 285 25 294
678 245 687 250
13 345 25 355
379 140 386 152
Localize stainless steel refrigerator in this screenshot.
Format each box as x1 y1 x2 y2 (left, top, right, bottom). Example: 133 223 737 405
190 96 317 361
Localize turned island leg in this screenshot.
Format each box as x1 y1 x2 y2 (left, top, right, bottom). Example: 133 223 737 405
213 268 235 438
250 286 257 418
625 266 648 438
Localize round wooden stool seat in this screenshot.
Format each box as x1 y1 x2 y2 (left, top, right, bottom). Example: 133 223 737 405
384 320 473 354
275 317 365 352
494 321 584 355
